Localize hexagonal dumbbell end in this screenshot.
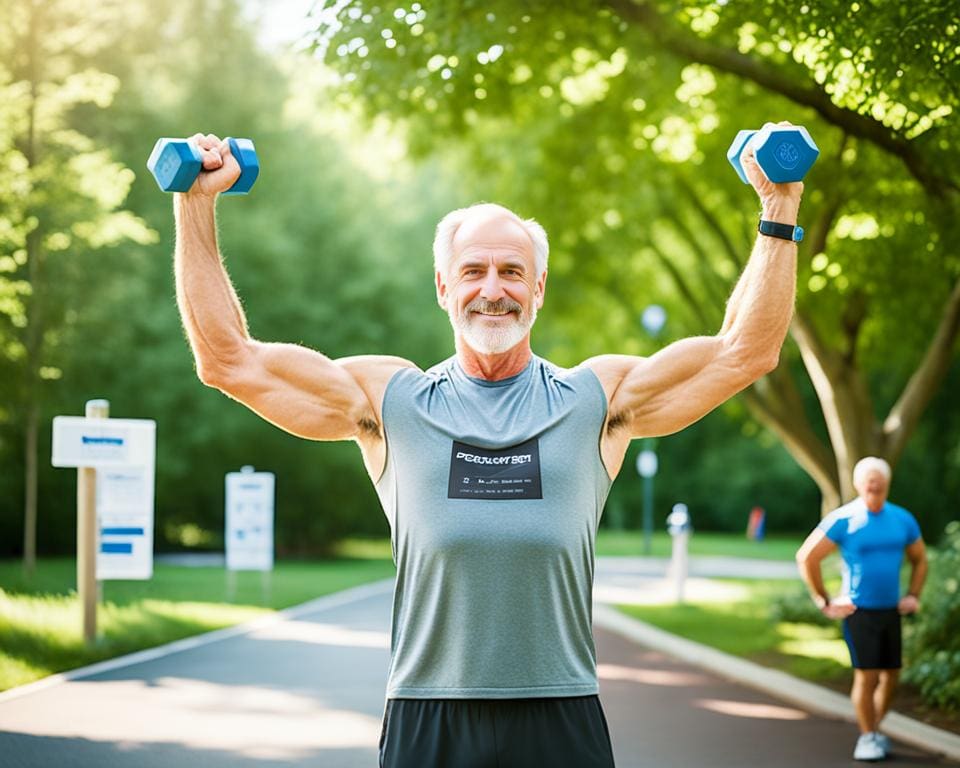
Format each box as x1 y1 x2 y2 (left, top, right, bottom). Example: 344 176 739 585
147 139 203 192
753 126 819 183
221 138 260 195
146 137 260 194
726 126 819 184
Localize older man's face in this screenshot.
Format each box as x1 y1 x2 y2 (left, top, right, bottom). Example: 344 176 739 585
856 469 890 512
437 212 545 355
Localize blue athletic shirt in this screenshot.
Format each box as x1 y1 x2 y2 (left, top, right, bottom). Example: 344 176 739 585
817 499 921 609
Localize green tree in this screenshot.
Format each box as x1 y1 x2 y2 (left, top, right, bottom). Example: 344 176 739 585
0 0 155 573
0 0 456 557
315 0 960 516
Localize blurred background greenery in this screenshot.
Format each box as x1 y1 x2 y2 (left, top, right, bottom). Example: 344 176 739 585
1 0 958 564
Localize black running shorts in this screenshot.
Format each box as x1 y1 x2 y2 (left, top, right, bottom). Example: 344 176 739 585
379 695 617 768
842 608 902 670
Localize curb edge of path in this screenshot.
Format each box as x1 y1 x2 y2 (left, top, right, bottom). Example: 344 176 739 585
593 603 960 763
0 578 395 706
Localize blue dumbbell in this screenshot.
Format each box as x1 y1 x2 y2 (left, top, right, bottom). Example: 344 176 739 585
726 126 819 184
147 137 260 195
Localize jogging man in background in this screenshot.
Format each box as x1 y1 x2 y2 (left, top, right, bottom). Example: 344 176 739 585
796 457 927 762
173 124 802 767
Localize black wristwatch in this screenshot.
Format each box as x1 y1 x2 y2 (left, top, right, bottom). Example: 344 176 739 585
758 218 804 242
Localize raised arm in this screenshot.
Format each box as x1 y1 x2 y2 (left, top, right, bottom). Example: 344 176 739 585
173 134 415 476
588 122 802 474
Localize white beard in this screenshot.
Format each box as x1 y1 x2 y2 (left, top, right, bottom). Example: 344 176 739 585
450 298 538 355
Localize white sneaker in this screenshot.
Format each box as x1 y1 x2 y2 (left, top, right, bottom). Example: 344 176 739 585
854 732 885 761
875 733 890 754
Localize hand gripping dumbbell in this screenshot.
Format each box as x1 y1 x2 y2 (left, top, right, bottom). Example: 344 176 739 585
147 137 260 194
726 126 819 184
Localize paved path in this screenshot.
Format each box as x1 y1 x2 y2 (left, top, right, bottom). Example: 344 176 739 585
0 572 954 767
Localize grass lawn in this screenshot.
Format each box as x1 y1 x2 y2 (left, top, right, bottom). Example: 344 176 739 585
0 556 395 693
334 531 804 561
617 578 851 685
595 530 802 560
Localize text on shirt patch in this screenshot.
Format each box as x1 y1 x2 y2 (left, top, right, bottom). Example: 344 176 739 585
447 438 543 500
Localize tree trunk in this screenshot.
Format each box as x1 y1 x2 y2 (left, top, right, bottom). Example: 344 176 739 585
20 0 42 576
791 314 881 501
21 225 43 576
23 400 39 576
742 368 841 514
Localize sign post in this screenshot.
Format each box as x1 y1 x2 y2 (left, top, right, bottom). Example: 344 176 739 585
77 399 107 644
52 403 156 644
636 448 658 556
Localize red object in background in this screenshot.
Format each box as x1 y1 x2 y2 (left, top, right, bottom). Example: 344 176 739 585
747 507 766 541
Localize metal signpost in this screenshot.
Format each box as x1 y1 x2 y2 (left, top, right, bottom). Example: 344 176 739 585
51 401 156 644
636 448 658 556
637 304 667 558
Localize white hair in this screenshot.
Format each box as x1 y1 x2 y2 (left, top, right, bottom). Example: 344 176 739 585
853 456 892 488
433 203 549 278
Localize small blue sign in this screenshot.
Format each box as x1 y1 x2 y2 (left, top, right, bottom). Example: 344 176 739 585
101 527 145 536
101 542 133 554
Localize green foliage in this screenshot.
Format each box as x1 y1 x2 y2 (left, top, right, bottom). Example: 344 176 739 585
0 0 455 557
0 0 156 392
769 586 833 627
903 521 960 712
1 0 957 560
314 0 960 527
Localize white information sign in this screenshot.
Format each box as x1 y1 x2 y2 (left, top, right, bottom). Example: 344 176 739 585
226 469 275 572
52 417 156 468
51 415 156 581
97 465 155 580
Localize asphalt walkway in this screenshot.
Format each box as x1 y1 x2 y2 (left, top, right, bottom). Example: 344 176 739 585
0 563 955 767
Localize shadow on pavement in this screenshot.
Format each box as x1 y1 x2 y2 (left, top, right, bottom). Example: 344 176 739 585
0 731 377 768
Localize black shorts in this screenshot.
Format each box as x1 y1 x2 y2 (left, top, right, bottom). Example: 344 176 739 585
842 608 902 670
379 695 616 768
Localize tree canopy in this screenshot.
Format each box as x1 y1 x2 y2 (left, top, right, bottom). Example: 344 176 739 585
0 0 957 559
316 0 960 519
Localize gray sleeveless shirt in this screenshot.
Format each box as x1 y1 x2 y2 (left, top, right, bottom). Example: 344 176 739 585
375 355 612 699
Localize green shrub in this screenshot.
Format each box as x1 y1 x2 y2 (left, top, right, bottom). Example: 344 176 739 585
903 521 960 712
769 587 834 627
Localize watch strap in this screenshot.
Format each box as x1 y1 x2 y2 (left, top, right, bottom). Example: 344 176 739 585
758 218 804 242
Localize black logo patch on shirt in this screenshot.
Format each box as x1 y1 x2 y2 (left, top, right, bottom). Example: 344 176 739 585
447 438 543 500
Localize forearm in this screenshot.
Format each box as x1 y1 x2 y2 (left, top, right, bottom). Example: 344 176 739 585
907 559 928 597
174 194 251 378
798 560 830 606
719 197 799 364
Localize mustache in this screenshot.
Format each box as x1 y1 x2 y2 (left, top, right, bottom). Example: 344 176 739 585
463 298 524 316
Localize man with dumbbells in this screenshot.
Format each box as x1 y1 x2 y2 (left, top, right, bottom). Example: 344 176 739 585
169 123 805 767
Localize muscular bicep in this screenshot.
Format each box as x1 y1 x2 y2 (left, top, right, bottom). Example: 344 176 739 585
596 335 763 439
209 340 414 441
